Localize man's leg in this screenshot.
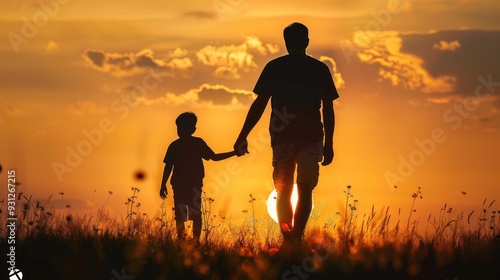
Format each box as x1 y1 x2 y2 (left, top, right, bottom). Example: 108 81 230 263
295 141 322 242
293 184 313 241
276 188 294 239
272 142 296 241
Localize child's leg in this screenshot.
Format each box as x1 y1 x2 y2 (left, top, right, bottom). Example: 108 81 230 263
191 190 202 240
173 189 190 240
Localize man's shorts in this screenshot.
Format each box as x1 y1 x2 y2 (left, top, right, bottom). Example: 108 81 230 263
272 141 323 192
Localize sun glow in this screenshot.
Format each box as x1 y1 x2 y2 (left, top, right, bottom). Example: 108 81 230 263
266 184 314 223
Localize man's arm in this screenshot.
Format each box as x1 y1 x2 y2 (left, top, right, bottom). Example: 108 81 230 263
160 164 173 199
322 100 335 166
234 94 270 155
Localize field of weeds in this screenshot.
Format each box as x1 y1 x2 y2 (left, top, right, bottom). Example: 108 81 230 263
2 186 500 280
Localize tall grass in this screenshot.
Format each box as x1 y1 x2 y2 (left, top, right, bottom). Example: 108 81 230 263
1 185 500 279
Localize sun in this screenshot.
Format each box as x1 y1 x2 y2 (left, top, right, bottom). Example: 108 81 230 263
266 184 314 223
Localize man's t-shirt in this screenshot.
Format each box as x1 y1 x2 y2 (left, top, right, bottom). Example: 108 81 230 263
163 136 215 187
253 54 339 146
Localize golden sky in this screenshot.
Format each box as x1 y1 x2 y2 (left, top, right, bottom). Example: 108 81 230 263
1 0 500 228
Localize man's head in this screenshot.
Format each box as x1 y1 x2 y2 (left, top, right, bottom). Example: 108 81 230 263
283 22 309 53
176 112 197 137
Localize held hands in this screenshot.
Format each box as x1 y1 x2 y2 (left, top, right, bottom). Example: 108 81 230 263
322 144 334 166
159 186 168 199
234 137 249 157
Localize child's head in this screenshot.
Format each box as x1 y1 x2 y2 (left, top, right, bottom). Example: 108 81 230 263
176 112 197 137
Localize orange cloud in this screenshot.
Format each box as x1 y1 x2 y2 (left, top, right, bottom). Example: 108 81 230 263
45 40 58 52
136 83 255 109
169 47 188 58
1 97 25 117
353 31 455 93
4 104 25 117
433 40 461 51
319 55 346 89
196 36 280 79
182 10 217 19
83 48 193 78
66 101 108 116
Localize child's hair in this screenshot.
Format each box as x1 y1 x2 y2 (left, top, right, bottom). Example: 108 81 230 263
176 112 197 129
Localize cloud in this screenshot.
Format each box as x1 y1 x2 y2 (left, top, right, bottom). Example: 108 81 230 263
319 55 346 89
352 31 456 93
1 97 25 117
400 30 500 91
66 101 108 116
45 40 58 52
397 30 500 109
433 40 461 51
84 37 279 80
425 96 458 104
196 36 280 79
136 83 255 109
182 10 217 19
244 36 280 56
169 47 188 58
5 105 25 116
4 104 25 117
83 48 193 78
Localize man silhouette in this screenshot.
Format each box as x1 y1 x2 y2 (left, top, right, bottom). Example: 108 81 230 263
234 22 339 249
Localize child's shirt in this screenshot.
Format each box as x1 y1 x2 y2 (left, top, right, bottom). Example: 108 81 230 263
164 136 215 187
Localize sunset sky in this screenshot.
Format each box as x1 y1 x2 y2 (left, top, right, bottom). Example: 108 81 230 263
1 0 499 229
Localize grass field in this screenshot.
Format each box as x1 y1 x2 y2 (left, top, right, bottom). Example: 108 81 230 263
2 186 500 280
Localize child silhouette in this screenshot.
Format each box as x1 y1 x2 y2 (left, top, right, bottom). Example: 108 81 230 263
160 112 239 241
